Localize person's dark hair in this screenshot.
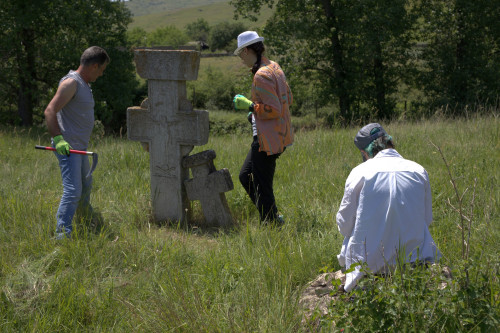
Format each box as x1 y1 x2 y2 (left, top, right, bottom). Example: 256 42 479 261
368 135 395 158
247 42 265 75
80 46 110 67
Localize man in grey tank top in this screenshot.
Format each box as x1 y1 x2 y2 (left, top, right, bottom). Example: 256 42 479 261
44 46 110 239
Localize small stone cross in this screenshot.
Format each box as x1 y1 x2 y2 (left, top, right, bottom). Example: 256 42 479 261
127 49 209 222
183 150 234 227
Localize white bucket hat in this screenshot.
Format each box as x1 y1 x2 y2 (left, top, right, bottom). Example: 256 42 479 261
234 31 264 55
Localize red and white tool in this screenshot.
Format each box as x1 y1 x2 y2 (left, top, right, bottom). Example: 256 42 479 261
35 145 98 178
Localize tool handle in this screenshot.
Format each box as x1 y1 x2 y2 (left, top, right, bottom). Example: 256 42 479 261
35 145 93 156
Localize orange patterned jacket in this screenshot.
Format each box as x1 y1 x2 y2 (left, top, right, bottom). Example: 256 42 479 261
251 57 294 155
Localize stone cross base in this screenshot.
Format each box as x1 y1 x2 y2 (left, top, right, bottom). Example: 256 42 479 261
183 150 234 227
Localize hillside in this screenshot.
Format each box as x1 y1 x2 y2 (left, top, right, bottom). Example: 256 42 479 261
124 0 228 17
127 0 273 32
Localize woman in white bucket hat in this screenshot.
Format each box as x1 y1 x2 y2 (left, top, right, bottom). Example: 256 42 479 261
233 31 294 226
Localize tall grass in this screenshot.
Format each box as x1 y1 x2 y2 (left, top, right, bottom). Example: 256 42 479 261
0 116 498 331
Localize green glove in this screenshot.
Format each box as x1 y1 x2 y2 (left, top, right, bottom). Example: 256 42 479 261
53 135 72 156
233 94 254 111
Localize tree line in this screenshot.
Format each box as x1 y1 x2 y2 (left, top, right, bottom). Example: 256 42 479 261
127 18 247 53
232 0 499 123
1 0 498 130
0 0 142 130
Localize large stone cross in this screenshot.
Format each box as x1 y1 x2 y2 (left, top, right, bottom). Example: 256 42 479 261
127 49 209 222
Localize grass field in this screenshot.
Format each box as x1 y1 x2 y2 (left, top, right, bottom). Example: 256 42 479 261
201 56 245 72
128 1 273 32
0 116 498 331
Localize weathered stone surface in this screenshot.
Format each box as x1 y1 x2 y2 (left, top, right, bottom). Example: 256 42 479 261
127 50 209 222
299 270 345 325
182 149 216 169
183 150 234 227
134 48 200 81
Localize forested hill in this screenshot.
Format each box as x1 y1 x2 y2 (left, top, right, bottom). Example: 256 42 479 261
124 0 229 17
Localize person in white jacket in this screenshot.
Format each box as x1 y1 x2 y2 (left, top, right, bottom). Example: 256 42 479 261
337 123 441 292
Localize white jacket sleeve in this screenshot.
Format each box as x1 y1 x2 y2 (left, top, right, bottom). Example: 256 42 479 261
423 170 433 226
336 173 363 237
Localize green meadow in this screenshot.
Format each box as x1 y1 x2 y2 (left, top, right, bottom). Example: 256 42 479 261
0 115 498 331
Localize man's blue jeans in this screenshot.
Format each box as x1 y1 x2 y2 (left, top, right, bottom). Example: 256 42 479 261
54 151 93 239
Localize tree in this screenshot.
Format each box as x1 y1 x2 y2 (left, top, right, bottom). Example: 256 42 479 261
231 0 353 121
126 26 189 49
343 0 413 119
230 0 415 123
416 0 500 110
185 18 211 43
0 0 138 128
148 26 189 47
208 21 246 52
127 27 149 47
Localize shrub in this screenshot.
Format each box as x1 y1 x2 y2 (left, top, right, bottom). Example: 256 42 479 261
148 25 189 48
185 18 210 43
322 260 499 331
188 66 251 111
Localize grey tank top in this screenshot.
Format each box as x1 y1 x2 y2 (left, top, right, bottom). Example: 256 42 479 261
56 70 95 150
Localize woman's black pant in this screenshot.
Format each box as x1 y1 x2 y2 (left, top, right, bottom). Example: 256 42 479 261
239 138 281 222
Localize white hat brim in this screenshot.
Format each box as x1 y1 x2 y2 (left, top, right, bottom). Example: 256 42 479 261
234 37 264 55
